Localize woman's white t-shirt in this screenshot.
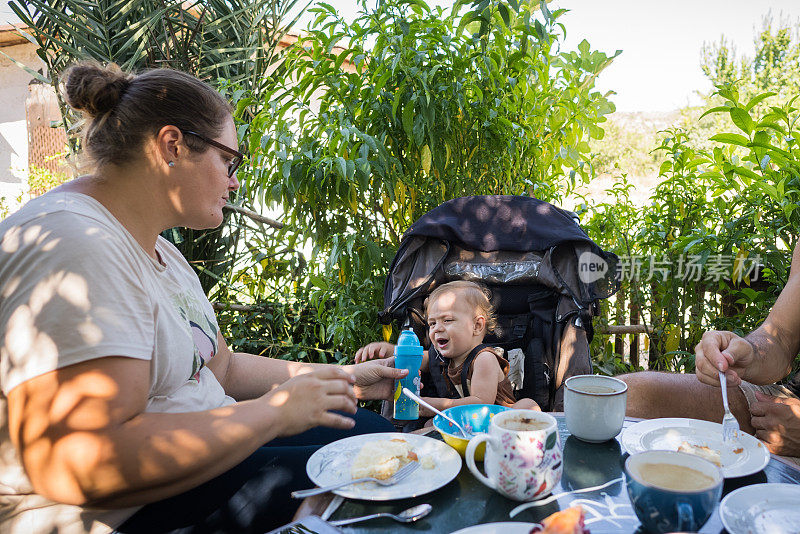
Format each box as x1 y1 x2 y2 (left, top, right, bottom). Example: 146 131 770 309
0 191 235 533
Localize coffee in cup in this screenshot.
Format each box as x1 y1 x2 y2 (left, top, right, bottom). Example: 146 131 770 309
465 410 562 501
564 375 627 442
637 462 717 492
625 450 723 533
498 417 550 432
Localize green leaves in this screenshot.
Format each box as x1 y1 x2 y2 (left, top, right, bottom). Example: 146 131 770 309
709 133 750 147
729 107 755 135
745 91 777 111
335 157 348 180
582 24 800 374
583 78 800 371
402 102 416 140
699 105 732 120
421 145 432 174
12 0 312 295
243 0 615 355
13 0 305 123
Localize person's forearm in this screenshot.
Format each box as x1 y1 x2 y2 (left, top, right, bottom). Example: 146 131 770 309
221 352 325 400
745 327 796 384
741 251 800 384
34 397 284 508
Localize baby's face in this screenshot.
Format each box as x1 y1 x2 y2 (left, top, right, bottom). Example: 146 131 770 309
427 290 482 361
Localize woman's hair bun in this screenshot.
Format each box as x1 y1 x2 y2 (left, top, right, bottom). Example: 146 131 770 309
63 62 134 117
61 62 231 169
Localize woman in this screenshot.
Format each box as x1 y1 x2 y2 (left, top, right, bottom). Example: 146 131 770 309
0 63 404 533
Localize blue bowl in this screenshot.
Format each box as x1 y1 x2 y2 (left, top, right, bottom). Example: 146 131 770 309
432 404 510 459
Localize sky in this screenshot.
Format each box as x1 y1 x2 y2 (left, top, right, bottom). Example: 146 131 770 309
552 0 800 112
3 1 799 113
296 0 800 113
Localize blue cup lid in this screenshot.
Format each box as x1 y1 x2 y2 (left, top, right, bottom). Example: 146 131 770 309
395 329 423 356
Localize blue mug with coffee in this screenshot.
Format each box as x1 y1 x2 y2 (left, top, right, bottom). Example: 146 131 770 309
624 450 723 533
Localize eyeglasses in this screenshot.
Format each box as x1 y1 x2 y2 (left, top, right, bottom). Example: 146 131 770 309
181 129 244 177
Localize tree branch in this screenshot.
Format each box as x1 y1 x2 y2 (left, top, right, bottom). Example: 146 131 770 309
224 204 285 229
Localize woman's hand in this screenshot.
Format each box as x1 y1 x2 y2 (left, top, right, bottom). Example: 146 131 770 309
349 359 408 400
263 367 358 437
354 342 395 363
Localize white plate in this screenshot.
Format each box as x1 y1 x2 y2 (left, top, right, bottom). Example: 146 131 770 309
305 432 461 500
719 483 800 534
449 523 539 534
620 418 770 478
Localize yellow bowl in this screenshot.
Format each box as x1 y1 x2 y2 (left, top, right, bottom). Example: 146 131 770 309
440 431 485 459
432 404 510 460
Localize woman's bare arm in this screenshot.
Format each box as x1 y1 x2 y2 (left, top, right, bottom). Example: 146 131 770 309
207 331 322 400
7 355 356 508
209 332 408 402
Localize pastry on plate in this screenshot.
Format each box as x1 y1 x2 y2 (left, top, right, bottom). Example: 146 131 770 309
351 438 418 480
530 506 588 534
677 441 722 467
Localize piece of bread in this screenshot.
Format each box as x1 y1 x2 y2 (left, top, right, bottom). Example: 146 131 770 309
351 439 418 480
530 506 588 534
678 441 722 467
420 455 437 469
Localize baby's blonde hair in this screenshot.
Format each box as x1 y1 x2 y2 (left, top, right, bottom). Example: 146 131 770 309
425 280 497 333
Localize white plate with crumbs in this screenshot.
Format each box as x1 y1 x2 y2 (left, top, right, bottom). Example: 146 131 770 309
620 418 770 477
449 523 539 534
305 432 461 500
719 483 800 534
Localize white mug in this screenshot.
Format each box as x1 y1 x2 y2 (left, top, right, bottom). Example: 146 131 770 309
465 410 562 501
564 375 628 442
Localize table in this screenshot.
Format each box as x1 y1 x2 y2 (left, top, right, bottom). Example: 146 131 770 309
295 415 800 533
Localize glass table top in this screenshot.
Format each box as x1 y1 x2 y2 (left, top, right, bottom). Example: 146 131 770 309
317 416 800 533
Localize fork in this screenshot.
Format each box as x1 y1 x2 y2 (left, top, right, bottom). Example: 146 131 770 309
291 461 420 498
719 370 740 442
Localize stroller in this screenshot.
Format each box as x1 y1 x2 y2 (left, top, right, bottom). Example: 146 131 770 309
379 195 618 412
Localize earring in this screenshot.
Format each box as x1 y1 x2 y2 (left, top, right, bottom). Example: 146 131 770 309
168 161 175 167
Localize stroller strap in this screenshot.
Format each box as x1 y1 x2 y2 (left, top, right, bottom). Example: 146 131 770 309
429 343 491 398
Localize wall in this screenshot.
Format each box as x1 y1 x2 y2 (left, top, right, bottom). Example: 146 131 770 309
0 38 44 209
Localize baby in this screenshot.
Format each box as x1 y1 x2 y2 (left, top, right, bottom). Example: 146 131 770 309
355 280 538 416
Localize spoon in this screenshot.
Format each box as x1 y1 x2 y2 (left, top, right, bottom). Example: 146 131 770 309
402 387 473 437
329 503 432 526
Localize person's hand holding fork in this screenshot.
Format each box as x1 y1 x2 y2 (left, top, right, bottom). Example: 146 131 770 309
694 330 756 387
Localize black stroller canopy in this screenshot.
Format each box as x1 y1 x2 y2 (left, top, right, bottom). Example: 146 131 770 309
403 195 593 252
382 195 619 325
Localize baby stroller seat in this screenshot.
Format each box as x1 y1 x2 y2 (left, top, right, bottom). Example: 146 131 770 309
380 195 618 411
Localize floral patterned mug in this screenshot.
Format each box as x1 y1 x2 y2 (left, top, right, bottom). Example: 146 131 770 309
465 409 562 501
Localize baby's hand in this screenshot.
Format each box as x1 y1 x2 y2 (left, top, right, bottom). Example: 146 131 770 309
418 398 437 418
512 398 541 411
354 342 395 363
